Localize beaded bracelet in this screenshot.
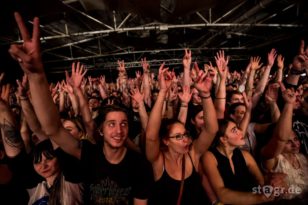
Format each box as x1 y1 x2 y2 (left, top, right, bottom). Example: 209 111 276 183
199 94 211 99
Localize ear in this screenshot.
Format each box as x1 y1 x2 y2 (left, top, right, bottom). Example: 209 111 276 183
162 138 169 146
220 136 228 145
191 118 196 125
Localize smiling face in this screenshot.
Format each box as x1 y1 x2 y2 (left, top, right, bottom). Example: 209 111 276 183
99 111 129 149
33 153 60 180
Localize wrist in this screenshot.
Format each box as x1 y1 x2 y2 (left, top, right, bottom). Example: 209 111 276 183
199 92 211 99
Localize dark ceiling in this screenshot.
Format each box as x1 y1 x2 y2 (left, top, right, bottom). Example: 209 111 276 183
0 0 307 81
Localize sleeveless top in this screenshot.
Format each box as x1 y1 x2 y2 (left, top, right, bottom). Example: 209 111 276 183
272 154 308 199
149 153 210 205
210 147 257 192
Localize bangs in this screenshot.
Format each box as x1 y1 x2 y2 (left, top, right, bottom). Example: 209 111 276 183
32 140 56 164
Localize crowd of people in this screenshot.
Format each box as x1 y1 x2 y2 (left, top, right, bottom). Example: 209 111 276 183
0 12 308 205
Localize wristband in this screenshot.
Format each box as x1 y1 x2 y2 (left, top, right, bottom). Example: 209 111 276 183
19 96 28 100
199 94 211 99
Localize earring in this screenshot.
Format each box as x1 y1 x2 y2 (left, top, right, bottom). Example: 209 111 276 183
98 130 104 137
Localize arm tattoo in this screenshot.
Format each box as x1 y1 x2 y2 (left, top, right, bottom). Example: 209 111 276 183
0 119 23 148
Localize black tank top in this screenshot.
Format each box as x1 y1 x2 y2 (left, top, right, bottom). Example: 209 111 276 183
210 147 257 192
149 153 210 205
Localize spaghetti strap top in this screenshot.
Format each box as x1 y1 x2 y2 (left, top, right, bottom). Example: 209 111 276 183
149 153 210 205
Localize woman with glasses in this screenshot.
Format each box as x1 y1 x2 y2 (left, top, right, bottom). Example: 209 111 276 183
146 64 218 205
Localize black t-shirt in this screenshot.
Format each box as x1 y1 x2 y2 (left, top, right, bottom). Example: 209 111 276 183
80 140 154 205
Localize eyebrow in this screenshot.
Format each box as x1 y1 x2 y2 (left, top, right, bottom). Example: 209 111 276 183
231 126 237 132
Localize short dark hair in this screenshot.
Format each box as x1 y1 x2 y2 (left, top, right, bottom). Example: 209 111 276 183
32 140 56 164
228 102 246 115
97 104 128 126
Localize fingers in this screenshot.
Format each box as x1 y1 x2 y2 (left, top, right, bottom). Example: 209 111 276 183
32 17 40 42
14 12 31 41
9 44 31 63
278 81 286 92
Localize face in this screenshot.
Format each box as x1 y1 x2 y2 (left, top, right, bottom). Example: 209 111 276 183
63 120 82 140
164 123 192 154
230 105 246 124
230 93 244 104
223 121 245 147
33 154 60 180
100 111 129 149
89 98 100 112
282 132 300 154
191 111 204 132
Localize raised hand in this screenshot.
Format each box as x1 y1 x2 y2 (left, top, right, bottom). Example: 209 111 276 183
193 70 212 95
158 62 172 91
135 70 142 79
265 83 279 104
182 49 192 69
130 87 144 105
141 57 150 73
16 74 28 98
250 56 263 70
215 50 229 78
8 12 43 74
276 54 284 69
267 48 277 67
117 60 126 73
178 85 192 105
66 62 87 88
279 82 296 104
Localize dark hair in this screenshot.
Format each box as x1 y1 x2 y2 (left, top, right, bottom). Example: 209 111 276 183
159 118 184 140
226 90 243 103
228 102 246 115
212 119 235 147
97 104 128 126
32 140 57 164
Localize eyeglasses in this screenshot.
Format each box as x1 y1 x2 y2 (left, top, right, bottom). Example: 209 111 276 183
168 132 191 140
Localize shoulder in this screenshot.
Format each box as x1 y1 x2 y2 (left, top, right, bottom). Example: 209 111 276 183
202 150 217 165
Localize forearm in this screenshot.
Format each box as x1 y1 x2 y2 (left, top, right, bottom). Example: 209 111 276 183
137 102 149 131
0 103 24 157
20 98 42 133
275 68 283 82
58 91 64 112
218 188 266 205
239 110 251 137
74 87 95 136
246 70 256 97
142 73 151 107
202 95 218 136
269 102 280 123
67 93 79 116
27 73 62 137
255 65 271 94
214 78 226 119
178 103 188 125
183 68 191 87
146 90 167 141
